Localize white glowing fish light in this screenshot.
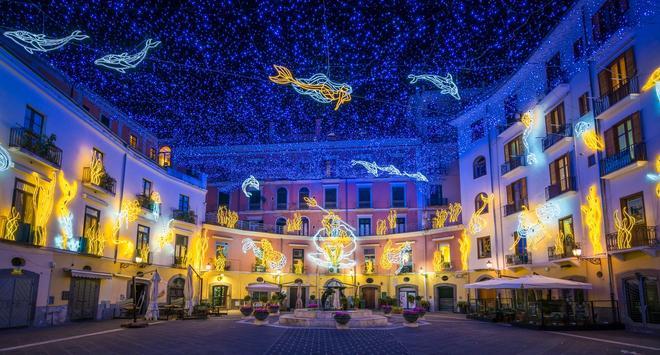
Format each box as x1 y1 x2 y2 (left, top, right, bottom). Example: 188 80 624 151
241 175 260 197
351 160 428 182
3 30 88 54
0 143 13 172
95 39 160 73
514 202 561 248
520 112 537 165
408 73 461 100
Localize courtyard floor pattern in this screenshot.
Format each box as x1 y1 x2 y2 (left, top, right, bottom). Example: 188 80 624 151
265 328 408 355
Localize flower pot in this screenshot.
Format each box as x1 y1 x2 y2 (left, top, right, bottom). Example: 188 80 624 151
253 309 269 324
240 306 253 317
382 305 392 315
403 310 420 324
414 307 426 320
268 305 280 314
334 314 351 325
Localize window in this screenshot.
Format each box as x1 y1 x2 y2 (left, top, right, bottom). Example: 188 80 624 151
142 179 152 196
400 249 413 273
578 92 590 116
620 192 645 225
504 136 524 162
394 217 406 234
298 187 310 209
293 249 304 274
473 156 486 179
357 186 371 208
471 120 484 141
358 217 371 236
276 217 286 234
364 248 376 273
92 148 104 163
276 188 287 210
475 193 489 213
248 189 261 210
573 38 584 60
322 159 335 177
548 153 573 197
588 154 596 167
604 112 642 157
148 147 157 161
11 180 35 244
136 224 150 254
159 146 172 167
513 232 528 255
178 194 190 211
545 102 566 134
391 184 405 208
174 235 189 265
429 185 444 206
505 178 528 215
477 237 491 259
558 216 576 253
168 277 185 304
24 106 45 135
215 241 228 258
100 115 110 127
624 275 659 324
129 134 138 148
597 47 636 97
300 217 310 236
324 187 337 209
592 0 629 43
218 191 230 208
82 206 101 254
546 52 562 90
437 244 451 264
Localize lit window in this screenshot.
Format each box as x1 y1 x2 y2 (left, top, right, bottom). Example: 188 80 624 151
129 134 138 148
159 146 172 167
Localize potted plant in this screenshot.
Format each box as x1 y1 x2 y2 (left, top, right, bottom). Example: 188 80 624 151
334 311 351 329
403 309 420 328
381 304 393 315
457 301 468 314
414 306 426 319
259 295 269 307
308 294 318 309
407 294 416 308
392 306 403 314
353 297 361 309
253 307 269 325
240 296 253 317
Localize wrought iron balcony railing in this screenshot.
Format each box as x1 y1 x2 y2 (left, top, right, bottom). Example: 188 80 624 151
593 76 639 117
501 155 527 175
81 167 117 195
605 225 657 252
503 198 528 217
172 209 196 224
505 252 532 266
600 142 647 177
9 127 62 168
542 124 573 151
547 242 580 261
545 176 577 200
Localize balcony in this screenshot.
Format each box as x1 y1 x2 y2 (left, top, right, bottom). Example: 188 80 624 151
503 198 528 217
172 209 196 224
0 222 38 246
500 156 527 176
81 167 117 195
8 127 62 168
593 76 639 118
497 114 524 138
545 176 577 200
548 242 580 266
427 197 448 207
505 252 532 269
399 264 414 274
173 256 187 268
252 264 267 273
438 261 453 272
600 142 647 179
542 124 573 152
605 225 657 255
545 69 568 95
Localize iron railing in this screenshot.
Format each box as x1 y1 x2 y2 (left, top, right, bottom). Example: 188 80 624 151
542 124 573 151
9 127 62 168
600 142 647 176
548 242 580 261
545 176 577 200
505 252 532 266
593 76 639 117
172 209 196 224
503 198 528 216
501 155 527 175
605 225 657 251
81 167 117 195
427 197 449 206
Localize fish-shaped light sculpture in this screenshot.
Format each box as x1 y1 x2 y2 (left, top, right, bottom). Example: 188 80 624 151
94 39 160 73
0 143 13 172
269 65 352 110
241 175 260 198
642 67 660 101
408 73 460 100
351 160 428 182
3 30 88 54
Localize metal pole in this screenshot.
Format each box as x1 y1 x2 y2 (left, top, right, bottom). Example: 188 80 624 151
132 275 137 323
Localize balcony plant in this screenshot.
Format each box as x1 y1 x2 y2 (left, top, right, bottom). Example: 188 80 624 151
253 307 269 325
334 311 351 329
403 309 420 327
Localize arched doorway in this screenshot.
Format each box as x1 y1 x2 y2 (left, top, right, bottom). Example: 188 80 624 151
435 283 456 312
475 275 496 300
0 269 39 328
360 285 380 309
209 283 230 308
167 275 185 304
395 284 418 309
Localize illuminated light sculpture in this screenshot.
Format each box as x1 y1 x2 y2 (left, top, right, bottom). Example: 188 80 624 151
241 175 259 197
380 239 412 275
55 171 79 251
458 231 470 272
138 244 150 263
94 39 160 73
467 194 492 235
433 249 444 273
114 238 134 258
376 219 388 236
215 249 227 272
216 206 239 228
520 112 537 165
387 209 398 229
448 203 462 223
242 238 287 272
293 259 303 274
364 259 374 274
187 233 209 271
0 143 13 172
269 65 353 110
3 207 20 241
535 201 561 225
641 67 660 101
408 73 461 100
286 212 303 233
613 208 636 250
304 197 357 270
554 231 566 255
150 191 161 220
646 155 660 198
350 160 428 182
580 186 604 255
432 209 448 229
31 172 55 247
157 219 175 252
89 151 104 185
575 121 604 151
3 30 88 54
86 222 106 256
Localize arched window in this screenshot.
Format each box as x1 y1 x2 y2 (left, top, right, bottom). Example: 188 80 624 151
300 217 310 236
275 217 286 234
276 188 287 210
167 277 185 304
299 187 310 209
473 156 486 179
159 146 172 167
475 192 489 213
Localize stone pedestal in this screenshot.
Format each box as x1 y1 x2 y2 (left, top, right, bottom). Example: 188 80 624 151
254 319 268 326
403 321 419 328
336 323 349 329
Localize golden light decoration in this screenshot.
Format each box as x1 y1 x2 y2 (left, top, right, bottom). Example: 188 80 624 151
432 209 448 229
580 186 604 255
432 249 443 273
613 208 636 250
364 259 374 274
286 212 303 233
89 151 104 185
467 194 492 235
304 196 318 208
242 238 287 272
269 65 352 111
376 219 388 236
448 203 462 223
387 209 398 229
641 67 660 100
216 206 239 228
305 197 357 270
31 172 56 247
138 244 150 263
114 238 134 259
215 250 227 272
554 231 566 255
380 239 412 274
3 207 20 241
86 222 106 256
55 171 78 251
293 259 304 274
458 231 470 272
188 233 209 271
158 219 175 251
584 131 605 151
511 206 545 251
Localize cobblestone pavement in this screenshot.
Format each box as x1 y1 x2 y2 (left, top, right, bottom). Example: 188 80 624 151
1 313 659 355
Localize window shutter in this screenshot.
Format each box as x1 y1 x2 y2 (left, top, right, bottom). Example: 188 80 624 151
521 178 528 201
506 184 513 204
549 160 558 185
631 112 642 144
597 69 610 96
545 112 552 135
624 47 636 78
604 127 616 157
558 103 566 127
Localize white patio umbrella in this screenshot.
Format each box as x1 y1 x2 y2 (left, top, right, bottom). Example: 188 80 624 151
185 266 194 316
146 269 161 320
465 275 592 290
295 283 303 309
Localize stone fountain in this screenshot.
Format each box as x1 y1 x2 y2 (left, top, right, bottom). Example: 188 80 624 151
278 309 389 328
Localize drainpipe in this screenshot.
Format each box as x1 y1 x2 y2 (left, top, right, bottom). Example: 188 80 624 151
114 152 128 263
487 117 503 273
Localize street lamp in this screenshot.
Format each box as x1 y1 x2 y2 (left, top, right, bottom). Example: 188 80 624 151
571 247 601 265
486 260 493 269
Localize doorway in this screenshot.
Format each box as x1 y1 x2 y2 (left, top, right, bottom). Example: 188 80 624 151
69 277 101 321
361 287 378 309
0 269 39 328
436 285 455 312
288 286 307 309
127 280 149 315
211 285 229 308
398 287 417 309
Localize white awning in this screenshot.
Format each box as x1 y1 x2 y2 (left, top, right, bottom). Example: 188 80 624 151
465 275 592 290
69 269 113 280
246 282 280 292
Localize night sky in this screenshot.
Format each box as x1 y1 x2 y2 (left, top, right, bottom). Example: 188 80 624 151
1 0 574 147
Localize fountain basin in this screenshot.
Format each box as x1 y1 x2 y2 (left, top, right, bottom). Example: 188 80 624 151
278 309 389 328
